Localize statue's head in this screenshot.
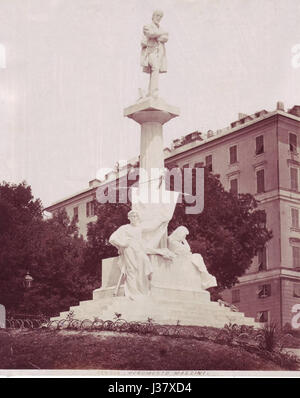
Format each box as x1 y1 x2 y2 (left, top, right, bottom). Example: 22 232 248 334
169 226 189 241
128 210 140 226
152 9 164 24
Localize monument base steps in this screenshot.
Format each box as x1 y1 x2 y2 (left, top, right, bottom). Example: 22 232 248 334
51 285 260 328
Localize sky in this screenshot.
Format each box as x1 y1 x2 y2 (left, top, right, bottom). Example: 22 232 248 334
0 0 300 207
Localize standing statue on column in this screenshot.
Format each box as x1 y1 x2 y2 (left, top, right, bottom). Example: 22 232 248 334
141 9 168 99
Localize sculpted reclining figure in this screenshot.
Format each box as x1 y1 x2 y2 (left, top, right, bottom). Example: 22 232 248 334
167 226 217 291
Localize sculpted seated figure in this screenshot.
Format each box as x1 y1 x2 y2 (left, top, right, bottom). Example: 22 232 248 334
109 210 174 300
167 226 217 291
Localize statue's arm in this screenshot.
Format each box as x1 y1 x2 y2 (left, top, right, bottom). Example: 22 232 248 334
143 25 158 38
182 239 192 253
109 226 129 249
143 24 165 40
158 32 168 43
168 239 182 255
168 238 191 255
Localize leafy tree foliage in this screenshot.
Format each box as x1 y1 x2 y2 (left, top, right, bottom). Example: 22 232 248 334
0 181 98 316
168 170 272 290
84 203 130 280
86 170 272 292
0 181 43 311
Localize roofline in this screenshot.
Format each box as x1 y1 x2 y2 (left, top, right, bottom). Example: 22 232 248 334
165 110 300 163
44 173 129 212
44 186 98 212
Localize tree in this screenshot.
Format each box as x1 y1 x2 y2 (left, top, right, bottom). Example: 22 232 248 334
0 181 43 311
168 170 272 290
84 203 130 283
0 181 99 316
86 169 272 291
18 209 98 316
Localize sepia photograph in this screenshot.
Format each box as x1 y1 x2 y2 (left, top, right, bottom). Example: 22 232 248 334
0 0 300 379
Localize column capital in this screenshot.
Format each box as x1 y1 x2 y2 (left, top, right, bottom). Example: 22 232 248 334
124 97 180 125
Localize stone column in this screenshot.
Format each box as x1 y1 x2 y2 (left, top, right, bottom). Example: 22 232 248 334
124 98 180 187
124 98 180 249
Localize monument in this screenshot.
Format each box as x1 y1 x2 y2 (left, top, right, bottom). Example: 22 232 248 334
51 11 258 328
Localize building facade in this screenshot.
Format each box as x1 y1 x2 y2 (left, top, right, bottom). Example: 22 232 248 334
45 103 300 328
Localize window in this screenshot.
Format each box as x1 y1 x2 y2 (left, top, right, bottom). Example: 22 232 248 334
256 135 264 155
205 155 212 172
289 133 298 153
232 290 240 303
86 201 95 218
257 310 269 323
229 145 237 164
258 284 271 298
256 169 265 193
182 163 189 169
73 206 79 222
258 247 267 271
291 208 299 229
292 247 300 268
230 178 238 196
294 284 300 298
291 168 299 191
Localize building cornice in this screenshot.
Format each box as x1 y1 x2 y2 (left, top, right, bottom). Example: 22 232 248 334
44 188 98 212
166 112 300 164
165 113 279 163
236 268 300 286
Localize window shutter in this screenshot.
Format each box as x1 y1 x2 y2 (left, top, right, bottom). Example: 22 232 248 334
291 168 299 191
291 208 299 228
230 179 238 195
230 146 237 164
289 133 298 153
256 169 265 193
293 247 300 268
256 135 264 155
205 155 212 172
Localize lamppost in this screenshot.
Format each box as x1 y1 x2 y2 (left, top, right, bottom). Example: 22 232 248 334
23 271 33 289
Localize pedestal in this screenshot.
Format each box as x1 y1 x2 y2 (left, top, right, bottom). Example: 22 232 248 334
124 97 180 180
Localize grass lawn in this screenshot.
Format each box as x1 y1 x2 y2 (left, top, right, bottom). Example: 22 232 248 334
0 328 294 371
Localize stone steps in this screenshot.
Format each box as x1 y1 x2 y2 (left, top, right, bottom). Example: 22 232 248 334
51 289 259 328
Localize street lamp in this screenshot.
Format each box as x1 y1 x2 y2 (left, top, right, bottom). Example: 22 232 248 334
24 271 33 288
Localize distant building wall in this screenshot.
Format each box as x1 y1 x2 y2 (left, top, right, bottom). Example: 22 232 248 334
221 277 282 326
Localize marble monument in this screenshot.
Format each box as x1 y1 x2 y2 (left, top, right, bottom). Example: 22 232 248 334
51 11 258 328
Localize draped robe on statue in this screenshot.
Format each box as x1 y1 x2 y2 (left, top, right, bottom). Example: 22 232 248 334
167 236 217 291
109 212 175 300
109 224 153 300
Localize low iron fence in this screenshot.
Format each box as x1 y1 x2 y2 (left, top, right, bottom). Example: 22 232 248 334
6 313 50 329
3 315 299 369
